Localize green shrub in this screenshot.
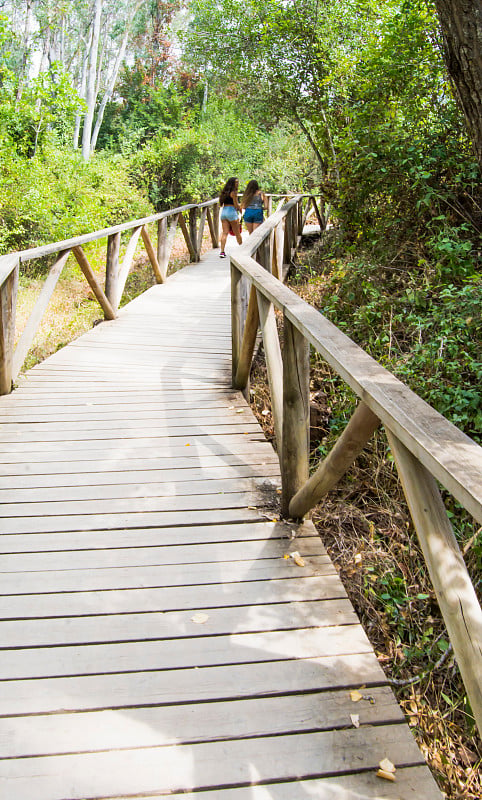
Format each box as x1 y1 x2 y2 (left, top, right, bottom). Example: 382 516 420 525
0 144 153 256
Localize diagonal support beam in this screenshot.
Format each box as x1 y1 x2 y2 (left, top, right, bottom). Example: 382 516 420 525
12 249 71 381
289 401 380 518
72 246 116 320
141 225 164 284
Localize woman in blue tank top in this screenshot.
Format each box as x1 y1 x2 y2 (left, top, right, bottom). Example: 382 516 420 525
241 180 268 234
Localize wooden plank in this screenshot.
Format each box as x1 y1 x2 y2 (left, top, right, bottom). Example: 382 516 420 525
1 685 402 758
0 724 429 800
0 432 268 462
119 768 442 800
0 464 280 492
0 574 345 620
0 421 261 443
0 651 387 716
0 597 353 648
0 534 323 570
0 626 374 679
0 519 304 554
0 405 255 424
0 554 335 593
0 444 278 471
0 489 274 518
11 249 71 381
0 507 268 534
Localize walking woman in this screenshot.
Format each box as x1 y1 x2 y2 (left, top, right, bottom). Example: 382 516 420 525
241 180 267 233
219 177 242 257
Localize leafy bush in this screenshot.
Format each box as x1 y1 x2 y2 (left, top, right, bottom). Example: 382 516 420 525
133 97 316 207
0 144 152 256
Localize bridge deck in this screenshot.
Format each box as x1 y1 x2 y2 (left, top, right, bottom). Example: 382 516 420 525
0 245 442 798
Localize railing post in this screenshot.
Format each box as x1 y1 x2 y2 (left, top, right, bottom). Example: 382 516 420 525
208 203 220 249
281 315 310 517
105 232 120 310
297 199 303 238
231 263 243 386
283 212 291 266
157 217 168 275
386 430 482 735
0 256 19 395
189 208 198 262
256 291 283 454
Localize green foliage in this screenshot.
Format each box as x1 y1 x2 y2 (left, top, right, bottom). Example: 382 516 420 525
0 145 152 255
295 246 481 442
97 66 188 153
133 97 315 206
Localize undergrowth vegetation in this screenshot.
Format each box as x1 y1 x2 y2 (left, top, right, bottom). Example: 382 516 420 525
249 226 481 798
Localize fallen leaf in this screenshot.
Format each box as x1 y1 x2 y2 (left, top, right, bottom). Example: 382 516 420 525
185 443 190 447
283 554 290 560
248 506 257 510
191 613 209 624
236 409 244 413
261 409 270 416
379 758 396 774
350 714 360 728
290 551 305 567
376 769 396 782
354 553 362 565
350 690 363 702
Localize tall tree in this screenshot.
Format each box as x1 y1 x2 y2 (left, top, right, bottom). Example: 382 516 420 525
434 0 482 168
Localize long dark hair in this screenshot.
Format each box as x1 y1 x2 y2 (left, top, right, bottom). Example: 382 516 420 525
220 177 238 204
241 179 260 208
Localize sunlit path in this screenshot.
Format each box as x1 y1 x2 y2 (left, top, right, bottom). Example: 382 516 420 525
0 244 443 798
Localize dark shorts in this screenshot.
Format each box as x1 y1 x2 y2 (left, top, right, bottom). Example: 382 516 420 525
244 208 264 224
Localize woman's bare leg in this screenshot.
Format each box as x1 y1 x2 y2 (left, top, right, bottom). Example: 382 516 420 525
246 222 255 235
220 220 231 253
230 221 242 245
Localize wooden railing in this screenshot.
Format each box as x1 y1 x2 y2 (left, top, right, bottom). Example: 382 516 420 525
0 197 221 394
230 194 482 734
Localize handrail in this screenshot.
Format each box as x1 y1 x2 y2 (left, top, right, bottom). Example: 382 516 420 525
0 196 222 392
229 194 482 735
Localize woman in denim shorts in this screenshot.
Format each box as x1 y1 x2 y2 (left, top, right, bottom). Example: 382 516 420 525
241 180 267 234
219 177 242 257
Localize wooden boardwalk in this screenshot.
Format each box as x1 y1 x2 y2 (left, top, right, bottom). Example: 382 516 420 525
0 243 442 798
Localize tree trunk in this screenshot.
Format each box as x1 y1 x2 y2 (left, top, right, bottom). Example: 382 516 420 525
90 2 141 153
81 0 103 161
434 0 482 169
15 0 33 102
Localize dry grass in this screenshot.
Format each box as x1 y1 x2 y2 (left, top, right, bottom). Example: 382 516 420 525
248 271 481 800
